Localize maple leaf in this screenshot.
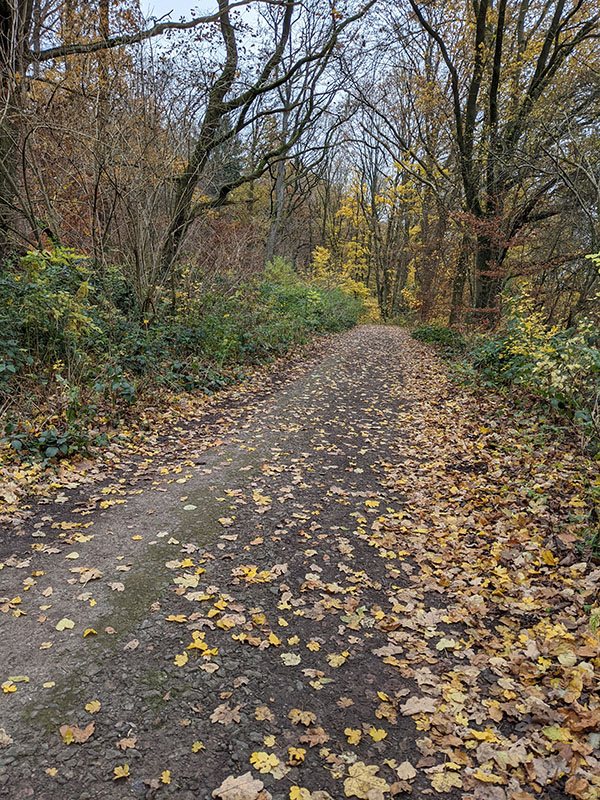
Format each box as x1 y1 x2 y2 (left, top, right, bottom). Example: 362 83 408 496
400 696 437 716
280 652 301 666
299 726 330 747
287 747 306 765
326 652 348 667
345 727 362 745
289 789 311 800
288 708 316 726
211 703 242 725
430 772 462 793
117 736 137 751
396 762 416 781
250 751 279 774
255 706 275 722
212 771 271 799
344 762 389 798
113 764 130 780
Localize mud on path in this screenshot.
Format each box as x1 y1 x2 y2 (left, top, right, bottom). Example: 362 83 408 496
0 326 599 800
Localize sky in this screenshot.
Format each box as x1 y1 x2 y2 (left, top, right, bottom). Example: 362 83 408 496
142 0 206 20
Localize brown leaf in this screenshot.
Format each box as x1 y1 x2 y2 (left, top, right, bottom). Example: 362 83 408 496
59 722 94 744
299 726 330 747
212 771 272 800
210 703 242 725
116 736 137 751
400 696 437 716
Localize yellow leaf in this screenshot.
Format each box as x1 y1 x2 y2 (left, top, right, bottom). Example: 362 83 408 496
56 618 75 631
45 767 58 777
264 735 276 747
288 709 316 726
192 740 205 752
269 632 281 646
160 770 171 784
165 614 187 623
469 728 500 743
60 728 75 745
541 549 557 566
327 652 348 667
287 635 300 645
290 788 311 800
431 772 463 793
174 653 188 666
85 700 101 714
369 727 387 742
345 728 362 745
131 535 143 541
288 747 306 765
344 762 389 798
1 682 16 693
306 640 320 651
365 500 380 508
83 628 97 637
473 769 504 784
250 751 279 774
113 764 130 780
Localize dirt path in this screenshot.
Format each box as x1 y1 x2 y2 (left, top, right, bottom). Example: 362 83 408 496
0 326 598 800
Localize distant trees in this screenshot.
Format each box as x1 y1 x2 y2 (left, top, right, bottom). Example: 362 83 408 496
336 0 600 324
1 0 599 328
0 0 374 304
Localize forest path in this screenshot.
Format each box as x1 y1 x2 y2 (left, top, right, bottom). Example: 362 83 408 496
1 326 599 800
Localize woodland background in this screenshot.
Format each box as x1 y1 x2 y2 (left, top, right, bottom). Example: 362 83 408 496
0 0 599 463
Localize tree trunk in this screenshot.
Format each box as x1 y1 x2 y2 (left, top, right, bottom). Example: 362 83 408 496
473 232 503 325
266 156 286 262
449 235 470 324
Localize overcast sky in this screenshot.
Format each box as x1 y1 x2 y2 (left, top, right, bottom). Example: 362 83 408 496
142 0 206 20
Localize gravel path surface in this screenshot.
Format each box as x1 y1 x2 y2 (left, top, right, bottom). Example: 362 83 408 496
1 326 415 799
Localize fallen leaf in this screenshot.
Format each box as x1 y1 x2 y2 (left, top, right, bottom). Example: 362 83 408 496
212 771 270 799
59 722 94 744
344 762 389 798
113 764 130 780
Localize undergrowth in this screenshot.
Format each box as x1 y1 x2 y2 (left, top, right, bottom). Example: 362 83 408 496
0 250 363 464
411 304 600 560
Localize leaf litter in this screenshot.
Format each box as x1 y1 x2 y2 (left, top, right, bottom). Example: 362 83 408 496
0 327 598 799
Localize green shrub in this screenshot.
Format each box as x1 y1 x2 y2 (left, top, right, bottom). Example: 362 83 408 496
1 251 362 463
412 324 466 354
468 295 600 443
